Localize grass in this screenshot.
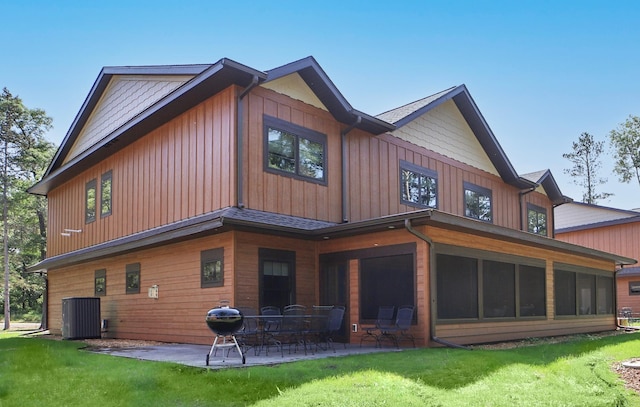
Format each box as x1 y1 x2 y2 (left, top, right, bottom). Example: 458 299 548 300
2 331 640 406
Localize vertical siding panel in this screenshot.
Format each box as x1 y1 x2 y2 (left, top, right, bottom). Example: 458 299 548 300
166 123 175 224
181 116 190 219
220 93 232 208
189 110 198 217
212 94 222 210
203 101 213 213
379 140 390 216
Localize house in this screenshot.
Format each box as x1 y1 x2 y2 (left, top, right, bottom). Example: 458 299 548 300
28 56 635 347
555 202 640 315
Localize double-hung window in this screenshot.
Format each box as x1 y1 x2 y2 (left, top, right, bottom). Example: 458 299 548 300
101 170 112 218
464 182 492 222
85 179 97 223
264 115 327 184
400 160 437 208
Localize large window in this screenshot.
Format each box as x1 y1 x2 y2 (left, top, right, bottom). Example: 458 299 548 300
85 179 97 223
436 248 546 321
360 254 415 322
264 115 327 183
554 265 614 316
400 160 437 208
126 263 141 294
527 203 547 235
201 248 224 288
101 170 112 218
464 182 492 222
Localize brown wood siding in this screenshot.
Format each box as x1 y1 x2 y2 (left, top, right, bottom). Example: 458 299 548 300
345 132 547 229
47 231 317 345
617 275 640 311
243 87 342 222
47 87 238 257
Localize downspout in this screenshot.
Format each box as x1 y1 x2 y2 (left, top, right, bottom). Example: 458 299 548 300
404 218 470 350
340 116 361 223
236 76 260 209
518 187 536 231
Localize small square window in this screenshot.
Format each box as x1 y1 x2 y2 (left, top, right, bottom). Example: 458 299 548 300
201 248 224 288
95 269 106 296
464 182 492 222
126 263 140 294
630 281 640 296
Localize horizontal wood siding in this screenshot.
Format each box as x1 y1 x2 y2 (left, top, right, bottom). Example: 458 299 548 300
243 87 342 222
346 132 539 229
48 233 235 344
47 87 237 257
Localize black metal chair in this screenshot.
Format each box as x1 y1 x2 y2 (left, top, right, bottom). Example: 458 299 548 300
360 305 395 347
378 305 416 348
321 306 345 352
259 306 282 355
280 304 307 354
235 307 260 355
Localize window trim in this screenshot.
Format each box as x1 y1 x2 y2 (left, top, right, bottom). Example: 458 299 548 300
94 269 106 297
201 248 224 288
463 181 493 223
100 170 113 218
125 263 141 294
527 203 547 235
629 281 640 296
85 179 97 224
263 115 327 185
399 160 438 209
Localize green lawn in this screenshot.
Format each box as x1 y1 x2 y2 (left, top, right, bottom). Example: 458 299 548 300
2 331 640 406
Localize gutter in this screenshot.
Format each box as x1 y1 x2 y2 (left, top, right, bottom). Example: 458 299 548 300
404 218 470 350
340 116 362 223
236 75 261 209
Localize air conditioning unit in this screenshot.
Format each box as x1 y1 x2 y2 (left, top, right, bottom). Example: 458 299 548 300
61 297 101 340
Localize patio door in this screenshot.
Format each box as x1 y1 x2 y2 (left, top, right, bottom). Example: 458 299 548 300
259 248 295 311
319 260 348 341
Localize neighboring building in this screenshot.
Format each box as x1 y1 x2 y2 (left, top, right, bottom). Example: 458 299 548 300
555 202 640 314
28 56 634 347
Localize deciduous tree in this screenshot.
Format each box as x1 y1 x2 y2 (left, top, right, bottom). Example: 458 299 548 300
609 115 640 188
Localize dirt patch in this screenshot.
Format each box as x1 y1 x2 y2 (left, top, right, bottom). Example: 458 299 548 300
471 330 626 350
82 338 167 348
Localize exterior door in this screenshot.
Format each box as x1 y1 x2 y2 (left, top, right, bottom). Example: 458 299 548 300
259 248 295 311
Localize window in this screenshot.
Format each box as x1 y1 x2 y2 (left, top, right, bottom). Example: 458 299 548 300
101 171 112 217
94 269 106 296
464 182 492 222
360 254 415 322
125 263 140 294
259 249 296 310
85 179 97 223
264 115 327 183
629 281 640 296
201 248 224 288
436 248 546 321
400 160 437 208
554 265 614 316
527 204 547 235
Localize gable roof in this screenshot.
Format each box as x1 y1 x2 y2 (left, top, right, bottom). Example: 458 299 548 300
520 169 573 206
265 56 395 135
555 201 640 232
377 85 535 190
29 57 395 196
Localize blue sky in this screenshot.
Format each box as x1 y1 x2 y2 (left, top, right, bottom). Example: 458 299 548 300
2 1 639 209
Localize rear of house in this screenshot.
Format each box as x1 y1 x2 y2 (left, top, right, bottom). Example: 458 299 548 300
28 57 634 347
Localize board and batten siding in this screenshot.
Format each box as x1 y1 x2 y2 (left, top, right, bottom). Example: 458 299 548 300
345 130 551 231
242 86 343 222
48 86 238 257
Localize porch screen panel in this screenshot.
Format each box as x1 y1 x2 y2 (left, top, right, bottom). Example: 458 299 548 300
577 273 596 315
483 260 515 318
519 265 546 316
597 276 614 314
436 254 478 319
554 269 576 316
359 254 414 321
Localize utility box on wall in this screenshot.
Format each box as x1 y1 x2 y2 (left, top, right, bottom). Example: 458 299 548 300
61 297 101 339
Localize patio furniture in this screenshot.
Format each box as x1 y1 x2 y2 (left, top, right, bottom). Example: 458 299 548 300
378 305 416 348
360 305 395 347
318 306 345 352
235 307 260 355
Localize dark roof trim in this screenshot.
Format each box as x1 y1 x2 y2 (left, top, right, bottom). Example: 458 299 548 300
521 169 572 205
30 207 636 273
384 85 532 189
29 59 267 195
265 56 395 135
